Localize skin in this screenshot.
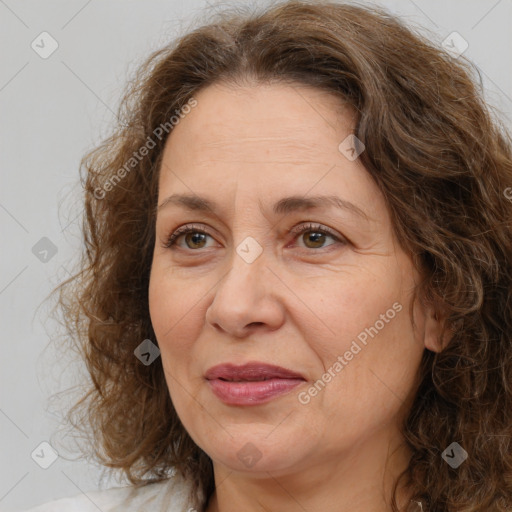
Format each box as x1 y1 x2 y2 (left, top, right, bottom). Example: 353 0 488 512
148 81 444 512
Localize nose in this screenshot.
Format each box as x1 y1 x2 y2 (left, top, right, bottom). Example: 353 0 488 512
205 244 285 338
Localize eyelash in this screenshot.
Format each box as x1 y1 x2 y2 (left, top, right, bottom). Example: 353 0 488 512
162 222 345 251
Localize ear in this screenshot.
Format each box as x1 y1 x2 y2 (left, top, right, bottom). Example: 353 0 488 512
423 307 453 353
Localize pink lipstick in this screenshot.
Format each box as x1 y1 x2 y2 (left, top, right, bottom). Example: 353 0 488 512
205 362 306 406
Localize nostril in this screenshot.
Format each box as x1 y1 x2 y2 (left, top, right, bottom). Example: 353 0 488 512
247 322 264 328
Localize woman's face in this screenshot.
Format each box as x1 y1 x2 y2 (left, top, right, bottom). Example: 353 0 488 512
149 82 439 479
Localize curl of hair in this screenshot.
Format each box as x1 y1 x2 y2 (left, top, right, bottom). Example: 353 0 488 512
50 1 512 510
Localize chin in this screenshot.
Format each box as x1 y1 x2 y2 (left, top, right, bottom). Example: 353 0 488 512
195 426 311 474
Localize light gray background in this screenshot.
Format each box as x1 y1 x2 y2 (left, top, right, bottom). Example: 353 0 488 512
1 0 511 511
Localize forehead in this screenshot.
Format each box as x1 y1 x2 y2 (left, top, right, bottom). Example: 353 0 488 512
160 81 358 169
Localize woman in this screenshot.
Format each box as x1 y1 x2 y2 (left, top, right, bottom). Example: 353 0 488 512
27 0 512 511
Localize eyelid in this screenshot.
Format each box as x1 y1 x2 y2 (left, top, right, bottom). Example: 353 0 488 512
288 222 343 240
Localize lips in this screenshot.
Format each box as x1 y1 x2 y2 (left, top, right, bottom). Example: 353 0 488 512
204 362 305 382
204 362 306 405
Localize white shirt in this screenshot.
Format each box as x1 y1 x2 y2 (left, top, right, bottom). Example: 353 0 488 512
22 472 205 512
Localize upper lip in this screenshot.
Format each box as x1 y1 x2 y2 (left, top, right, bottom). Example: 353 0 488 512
205 362 305 381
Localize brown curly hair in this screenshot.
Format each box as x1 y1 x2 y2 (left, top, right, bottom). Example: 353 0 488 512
49 1 512 510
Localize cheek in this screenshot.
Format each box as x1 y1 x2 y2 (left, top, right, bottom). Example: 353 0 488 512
149 266 203 347
148 275 198 397
294 267 401 351
148 273 205 408
300 268 419 405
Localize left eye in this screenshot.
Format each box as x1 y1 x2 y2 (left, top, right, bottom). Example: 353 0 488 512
162 223 344 250
288 223 343 250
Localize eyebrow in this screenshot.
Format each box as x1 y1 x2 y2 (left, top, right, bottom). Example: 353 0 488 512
156 193 370 222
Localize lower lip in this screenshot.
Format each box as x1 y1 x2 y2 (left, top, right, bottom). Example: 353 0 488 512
207 378 305 405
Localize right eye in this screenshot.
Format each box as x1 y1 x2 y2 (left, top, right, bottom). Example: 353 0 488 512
162 224 217 250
